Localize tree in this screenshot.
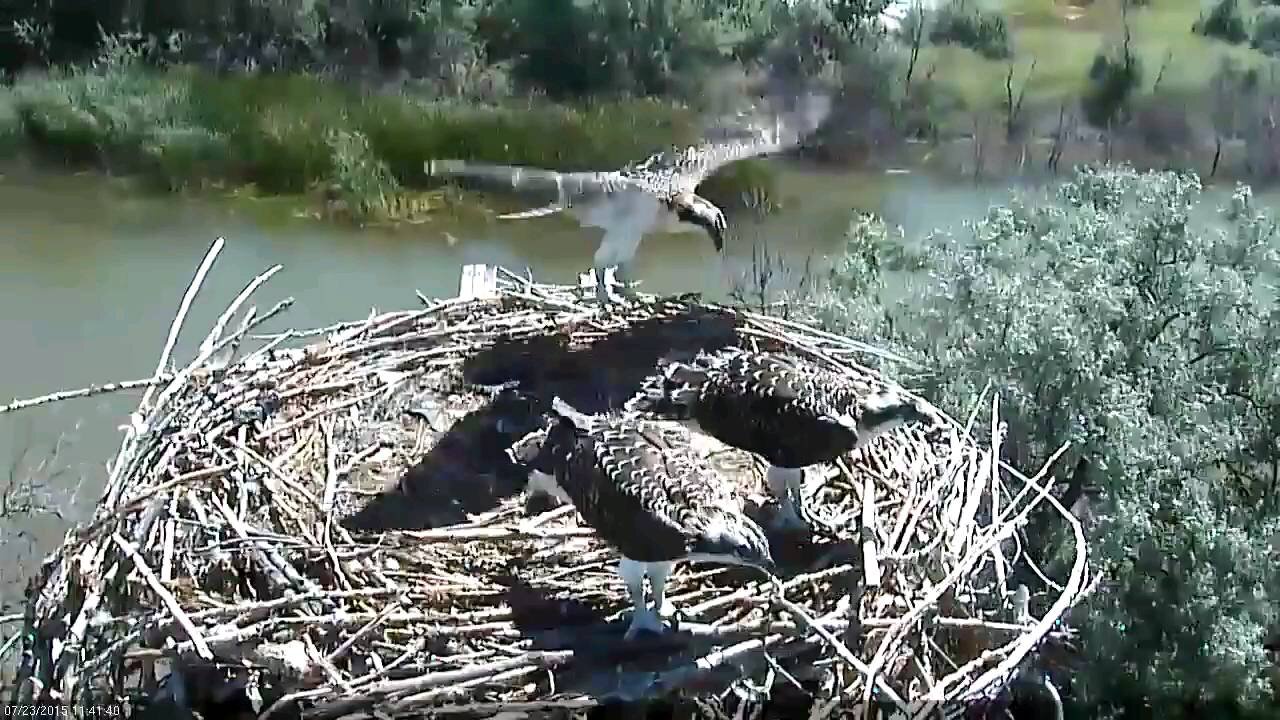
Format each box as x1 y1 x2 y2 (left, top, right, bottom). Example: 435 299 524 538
809 166 1280 718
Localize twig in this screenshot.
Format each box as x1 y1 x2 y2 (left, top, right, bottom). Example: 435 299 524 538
0 375 175 415
110 532 213 661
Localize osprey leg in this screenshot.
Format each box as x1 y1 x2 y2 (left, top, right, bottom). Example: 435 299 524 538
647 560 676 619
614 261 638 298
766 465 808 532
619 557 664 639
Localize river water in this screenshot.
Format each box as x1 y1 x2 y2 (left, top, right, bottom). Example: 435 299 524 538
0 158 1260 623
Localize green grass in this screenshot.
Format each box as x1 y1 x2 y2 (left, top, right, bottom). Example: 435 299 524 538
0 66 718 223
920 0 1274 113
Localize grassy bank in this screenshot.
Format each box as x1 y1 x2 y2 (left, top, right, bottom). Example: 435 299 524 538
917 0 1272 114
0 66 724 223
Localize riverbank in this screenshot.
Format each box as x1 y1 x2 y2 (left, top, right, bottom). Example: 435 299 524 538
0 65 774 224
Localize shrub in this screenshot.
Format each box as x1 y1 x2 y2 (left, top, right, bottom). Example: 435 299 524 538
1195 0 1249 45
928 0 1013 60
811 166 1280 719
1253 8 1280 55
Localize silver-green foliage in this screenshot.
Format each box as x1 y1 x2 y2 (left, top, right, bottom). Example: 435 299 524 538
817 166 1280 715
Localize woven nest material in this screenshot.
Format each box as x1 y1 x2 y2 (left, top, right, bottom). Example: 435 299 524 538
11 242 1090 720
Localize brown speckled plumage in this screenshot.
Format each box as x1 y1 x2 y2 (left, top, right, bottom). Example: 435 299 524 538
526 398 772 568
626 346 933 468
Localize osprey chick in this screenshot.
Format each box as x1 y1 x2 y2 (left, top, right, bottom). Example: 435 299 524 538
625 347 939 534
519 397 775 640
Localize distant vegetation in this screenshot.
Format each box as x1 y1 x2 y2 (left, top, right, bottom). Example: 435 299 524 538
7 0 1280 209
4 62 707 221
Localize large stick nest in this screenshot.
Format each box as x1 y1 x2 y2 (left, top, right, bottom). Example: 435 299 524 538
11 246 1089 720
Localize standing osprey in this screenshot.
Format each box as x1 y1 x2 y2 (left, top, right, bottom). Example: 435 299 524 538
425 94 830 303
624 347 938 534
519 397 775 640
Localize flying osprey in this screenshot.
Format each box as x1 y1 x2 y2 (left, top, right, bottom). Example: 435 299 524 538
516 397 775 640
624 347 939 534
425 94 831 303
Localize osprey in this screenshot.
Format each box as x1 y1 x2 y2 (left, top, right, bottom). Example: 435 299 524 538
425 94 831 303
517 397 775 640
624 347 939 534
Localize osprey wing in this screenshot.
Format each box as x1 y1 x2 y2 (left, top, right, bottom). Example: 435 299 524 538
558 416 713 561
703 349 879 429
424 160 645 218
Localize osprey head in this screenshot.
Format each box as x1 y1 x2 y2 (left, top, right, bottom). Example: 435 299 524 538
852 390 938 448
670 193 727 252
688 511 776 575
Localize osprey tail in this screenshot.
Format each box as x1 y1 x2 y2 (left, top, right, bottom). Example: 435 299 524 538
624 358 711 419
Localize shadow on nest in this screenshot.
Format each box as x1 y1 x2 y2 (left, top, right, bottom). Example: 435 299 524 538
341 297 743 533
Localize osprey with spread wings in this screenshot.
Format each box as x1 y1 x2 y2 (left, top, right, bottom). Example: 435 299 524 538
425 93 831 303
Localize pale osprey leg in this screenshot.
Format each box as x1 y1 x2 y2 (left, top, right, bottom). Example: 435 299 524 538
524 469 570 505
618 556 666 640
766 465 807 533
647 560 676 619
586 191 656 303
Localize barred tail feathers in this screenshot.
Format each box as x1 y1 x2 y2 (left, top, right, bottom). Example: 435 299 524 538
623 360 707 418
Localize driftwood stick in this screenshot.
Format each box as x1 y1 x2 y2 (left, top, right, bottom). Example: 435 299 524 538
136 236 226 419
105 236 225 509
0 375 176 415
197 263 283 361
111 532 213 661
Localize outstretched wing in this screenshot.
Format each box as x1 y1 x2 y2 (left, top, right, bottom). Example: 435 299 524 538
424 159 646 219
660 92 833 194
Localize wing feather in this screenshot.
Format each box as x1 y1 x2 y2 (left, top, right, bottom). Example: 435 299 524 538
424 159 644 215
677 348 885 467
551 413 730 561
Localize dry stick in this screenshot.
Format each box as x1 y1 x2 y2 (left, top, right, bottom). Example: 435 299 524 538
396 526 598 543
769 579 909 715
861 431 1069 710
892 441 1074 712
110 531 213 661
76 464 233 541
988 393 1009 598
107 236 225 509
913 471 1089 714
145 266 289 429
311 651 576 719
136 237 226 420
324 600 403 667
858 463 882 588
197 264 283 361
0 375 176 415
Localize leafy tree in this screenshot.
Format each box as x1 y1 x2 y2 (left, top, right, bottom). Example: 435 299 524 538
810 166 1280 718
1083 41 1141 128
1253 7 1280 55
927 0 1013 60
1195 0 1249 45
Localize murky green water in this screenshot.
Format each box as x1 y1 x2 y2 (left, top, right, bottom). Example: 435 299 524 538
0 158 1262 621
